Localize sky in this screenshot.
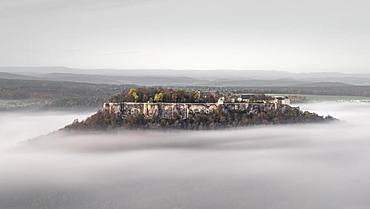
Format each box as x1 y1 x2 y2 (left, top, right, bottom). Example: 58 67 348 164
0 0 370 73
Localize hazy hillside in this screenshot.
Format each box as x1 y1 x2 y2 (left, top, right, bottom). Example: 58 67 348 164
1 68 370 111
2 67 370 85
0 78 124 110
1 77 370 112
0 72 38 80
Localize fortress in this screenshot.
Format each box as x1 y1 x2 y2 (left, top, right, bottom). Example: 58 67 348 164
65 92 331 130
101 93 295 121
102 101 291 120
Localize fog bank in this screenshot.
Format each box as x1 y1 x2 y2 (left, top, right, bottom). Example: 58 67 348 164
1 102 370 209
0 111 92 149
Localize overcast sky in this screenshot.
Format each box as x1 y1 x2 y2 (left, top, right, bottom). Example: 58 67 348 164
0 0 369 73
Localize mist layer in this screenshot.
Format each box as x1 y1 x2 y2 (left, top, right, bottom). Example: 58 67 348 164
1 102 370 209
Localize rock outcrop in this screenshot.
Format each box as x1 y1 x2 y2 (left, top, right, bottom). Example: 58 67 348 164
65 102 335 130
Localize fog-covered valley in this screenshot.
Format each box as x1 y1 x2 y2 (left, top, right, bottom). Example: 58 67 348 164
3 0 370 207
1 101 370 209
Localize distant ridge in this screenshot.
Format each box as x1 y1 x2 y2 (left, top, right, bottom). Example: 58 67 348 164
294 82 354 88
1 67 370 86
0 72 38 80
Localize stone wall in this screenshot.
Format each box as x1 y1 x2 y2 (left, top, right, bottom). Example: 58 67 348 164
103 102 279 119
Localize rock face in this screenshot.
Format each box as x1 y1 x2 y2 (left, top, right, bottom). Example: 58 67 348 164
111 102 276 120
65 102 335 130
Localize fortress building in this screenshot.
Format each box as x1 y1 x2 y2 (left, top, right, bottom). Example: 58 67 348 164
103 100 295 120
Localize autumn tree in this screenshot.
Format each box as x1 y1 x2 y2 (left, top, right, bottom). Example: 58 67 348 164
154 92 164 102
128 88 139 102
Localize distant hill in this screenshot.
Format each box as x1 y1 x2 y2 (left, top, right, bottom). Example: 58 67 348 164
1 77 370 111
294 82 354 88
1 67 370 85
0 72 38 80
39 73 207 86
0 78 124 110
0 72 338 87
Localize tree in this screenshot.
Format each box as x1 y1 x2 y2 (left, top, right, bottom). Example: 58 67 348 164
128 88 139 102
191 90 201 103
154 92 164 102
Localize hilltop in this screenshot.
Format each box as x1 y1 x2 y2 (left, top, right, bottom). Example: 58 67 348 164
64 88 335 130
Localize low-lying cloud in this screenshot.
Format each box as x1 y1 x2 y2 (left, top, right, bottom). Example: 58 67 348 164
1 102 370 209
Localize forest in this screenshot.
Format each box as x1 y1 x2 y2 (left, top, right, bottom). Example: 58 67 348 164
2 77 370 111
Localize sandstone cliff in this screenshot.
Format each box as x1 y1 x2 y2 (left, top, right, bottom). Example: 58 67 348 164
65 102 335 130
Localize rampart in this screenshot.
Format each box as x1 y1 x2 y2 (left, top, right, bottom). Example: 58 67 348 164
103 102 284 120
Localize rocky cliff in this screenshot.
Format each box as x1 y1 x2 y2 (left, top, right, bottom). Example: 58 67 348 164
65 102 335 130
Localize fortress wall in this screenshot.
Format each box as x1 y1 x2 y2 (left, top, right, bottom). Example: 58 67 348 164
121 103 220 119
104 102 278 119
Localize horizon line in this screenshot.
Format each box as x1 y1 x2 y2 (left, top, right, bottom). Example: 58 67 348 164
1 66 370 75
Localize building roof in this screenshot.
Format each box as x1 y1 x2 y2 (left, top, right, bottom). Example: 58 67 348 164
240 94 256 99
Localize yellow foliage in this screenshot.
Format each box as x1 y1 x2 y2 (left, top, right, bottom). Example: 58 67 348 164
154 92 164 102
